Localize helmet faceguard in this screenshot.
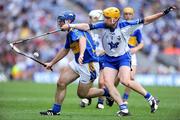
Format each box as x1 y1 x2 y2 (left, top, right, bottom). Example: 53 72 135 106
57 15 65 23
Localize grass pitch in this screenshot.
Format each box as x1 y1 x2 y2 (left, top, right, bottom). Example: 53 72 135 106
0 81 180 120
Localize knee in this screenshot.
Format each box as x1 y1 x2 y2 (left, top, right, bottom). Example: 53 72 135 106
130 76 135 81
120 79 130 87
57 81 66 89
77 91 87 98
99 81 105 88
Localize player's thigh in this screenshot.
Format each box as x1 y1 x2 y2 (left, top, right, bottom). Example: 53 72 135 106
98 70 105 87
77 82 93 96
103 67 118 87
118 66 131 84
58 65 79 85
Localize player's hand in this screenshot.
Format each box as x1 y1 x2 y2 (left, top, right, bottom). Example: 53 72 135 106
163 6 176 15
44 62 53 70
130 48 138 54
61 24 70 31
78 55 84 65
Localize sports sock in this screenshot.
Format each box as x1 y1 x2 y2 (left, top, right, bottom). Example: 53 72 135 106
122 93 129 100
52 103 61 113
144 92 154 103
103 88 110 97
97 98 104 104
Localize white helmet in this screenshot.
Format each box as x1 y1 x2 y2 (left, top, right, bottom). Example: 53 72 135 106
89 10 104 21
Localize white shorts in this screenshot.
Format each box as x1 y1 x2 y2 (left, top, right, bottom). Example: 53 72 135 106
69 59 99 84
131 54 137 66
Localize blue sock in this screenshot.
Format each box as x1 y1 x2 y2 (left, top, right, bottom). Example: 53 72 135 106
52 103 61 113
119 104 127 110
144 92 152 100
98 98 104 104
103 88 110 97
123 93 129 100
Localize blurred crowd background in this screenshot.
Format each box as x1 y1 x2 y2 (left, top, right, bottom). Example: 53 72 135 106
0 0 179 81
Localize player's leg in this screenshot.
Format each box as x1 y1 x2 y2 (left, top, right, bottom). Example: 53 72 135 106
80 69 105 108
77 82 106 98
122 54 137 104
122 65 136 104
103 67 130 116
96 70 105 109
40 61 79 115
119 66 159 113
77 62 110 103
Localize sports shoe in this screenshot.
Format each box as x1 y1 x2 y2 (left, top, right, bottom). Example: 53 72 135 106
106 96 114 107
80 98 92 108
116 110 130 117
40 109 60 116
150 97 160 113
155 97 160 104
96 103 104 109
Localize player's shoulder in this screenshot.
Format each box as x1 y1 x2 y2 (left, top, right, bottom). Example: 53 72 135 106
68 29 83 36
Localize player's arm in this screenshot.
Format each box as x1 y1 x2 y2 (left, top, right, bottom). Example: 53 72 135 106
130 29 144 54
61 22 105 31
61 23 90 31
143 6 176 25
78 36 86 65
130 43 144 54
45 48 69 70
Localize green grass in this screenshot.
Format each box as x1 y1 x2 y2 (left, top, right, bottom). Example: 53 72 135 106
0 81 180 120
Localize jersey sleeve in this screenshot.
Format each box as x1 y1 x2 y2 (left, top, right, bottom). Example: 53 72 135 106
89 22 106 30
134 29 142 44
119 19 144 37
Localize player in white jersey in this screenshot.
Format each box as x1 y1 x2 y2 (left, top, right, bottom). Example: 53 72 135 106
61 6 176 116
80 10 106 109
121 7 144 104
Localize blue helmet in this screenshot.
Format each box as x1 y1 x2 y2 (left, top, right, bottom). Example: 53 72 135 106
63 11 76 23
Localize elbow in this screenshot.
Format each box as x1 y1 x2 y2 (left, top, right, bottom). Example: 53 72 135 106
143 20 149 25
143 18 151 25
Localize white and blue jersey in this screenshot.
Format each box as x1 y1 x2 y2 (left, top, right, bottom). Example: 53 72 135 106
64 29 98 64
89 19 143 70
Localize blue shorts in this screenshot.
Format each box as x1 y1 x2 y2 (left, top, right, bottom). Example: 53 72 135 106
98 55 105 70
104 52 131 70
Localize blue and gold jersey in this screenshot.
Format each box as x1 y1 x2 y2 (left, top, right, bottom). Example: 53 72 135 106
64 29 98 64
128 29 142 48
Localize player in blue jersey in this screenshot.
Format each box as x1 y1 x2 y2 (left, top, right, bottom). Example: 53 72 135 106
61 6 176 116
121 7 144 104
40 11 111 116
